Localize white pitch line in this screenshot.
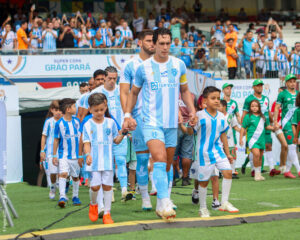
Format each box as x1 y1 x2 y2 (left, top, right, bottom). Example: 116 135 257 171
257 202 281 207
268 187 300 192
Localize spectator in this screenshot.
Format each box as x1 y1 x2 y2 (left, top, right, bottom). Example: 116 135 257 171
200 34 209 48
188 26 198 41
251 42 265 78
69 17 79 47
170 37 182 57
30 20 42 50
112 30 124 48
120 21 133 48
170 17 185 41
288 42 300 78
238 30 255 78
237 8 248 22
100 20 113 48
193 0 202 21
59 23 75 48
261 39 279 78
93 31 106 48
187 35 195 47
78 24 91 48
42 22 57 52
1 23 16 51
257 33 266 48
53 19 61 48
265 19 283 48
160 17 170 29
218 8 229 22
224 20 238 33
194 40 208 70
154 0 166 15
210 19 225 43
225 38 238 79
14 8 26 30
146 12 156 29
17 20 31 50
180 40 193 67
223 24 238 47
132 11 144 37
156 8 171 25
277 44 290 81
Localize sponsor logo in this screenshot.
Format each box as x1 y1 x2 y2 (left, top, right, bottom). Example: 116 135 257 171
198 173 204 180
0 56 26 75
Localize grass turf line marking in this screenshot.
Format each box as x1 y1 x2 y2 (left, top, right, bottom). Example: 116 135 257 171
257 202 281 207
268 187 300 192
1 208 300 240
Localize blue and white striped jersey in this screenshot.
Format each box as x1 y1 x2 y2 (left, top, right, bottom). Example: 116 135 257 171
78 92 90 109
82 117 118 171
278 51 290 74
194 110 229 166
99 28 113 47
120 28 133 48
54 117 81 159
42 117 58 157
134 56 188 128
291 53 300 75
90 85 124 127
119 55 143 117
264 48 279 71
272 38 283 48
31 28 42 48
42 30 57 51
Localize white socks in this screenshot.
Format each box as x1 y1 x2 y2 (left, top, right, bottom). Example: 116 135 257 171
139 185 150 200
221 178 232 204
231 160 236 173
249 152 254 170
265 151 274 171
59 178 66 198
90 189 98 205
287 144 300 172
97 187 104 209
72 180 79 198
199 186 207 209
121 187 127 194
254 167 261 174
150 171 156 192
104 190 113 214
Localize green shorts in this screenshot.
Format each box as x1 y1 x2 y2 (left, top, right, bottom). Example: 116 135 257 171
249 142 266 150
265 131 272 144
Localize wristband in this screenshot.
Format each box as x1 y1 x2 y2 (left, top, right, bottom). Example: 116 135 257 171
122 131 129 136
40 150 45 153
53 155 57 158
85 153 90 156
124 113 131 119
78 155 83 158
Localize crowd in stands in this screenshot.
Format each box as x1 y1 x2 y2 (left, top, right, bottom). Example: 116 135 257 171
0 1 299 79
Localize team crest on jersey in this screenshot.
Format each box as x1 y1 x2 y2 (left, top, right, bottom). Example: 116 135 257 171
171 68 178 77
106 128 111 135
198 173 204 180
151 82 158 91
152 130 158 138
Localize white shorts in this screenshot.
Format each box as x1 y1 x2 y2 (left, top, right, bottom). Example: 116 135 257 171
198 158 231 182
46 157 58 174
190 161 219 180
59 158 80 177
90 171 114 187
129 160 137 170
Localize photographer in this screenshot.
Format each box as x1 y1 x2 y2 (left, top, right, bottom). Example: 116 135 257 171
265 18 283 48
42 22 57 52
170 17 185 42
59 23 76 48
194 40 207 70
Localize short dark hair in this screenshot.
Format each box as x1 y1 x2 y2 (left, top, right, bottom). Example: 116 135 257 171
138 29 154 40
79 82 88 88
246 30 252 34
227 38 234 42
59 98 76 114
220 99 227 108
93 69 107 79
105 66 118 73
202 86 221 98
153 28 172 44
88 93 107 107
279 86 287 91
21 20 27 26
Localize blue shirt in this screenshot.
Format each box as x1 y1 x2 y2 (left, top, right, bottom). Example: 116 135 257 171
42 117 58 157
243 38 255 60
42 30 57 52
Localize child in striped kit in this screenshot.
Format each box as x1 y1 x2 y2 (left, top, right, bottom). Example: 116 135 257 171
83 93 126 224
53 98 82 208
240 100 275 181
40 100 62 199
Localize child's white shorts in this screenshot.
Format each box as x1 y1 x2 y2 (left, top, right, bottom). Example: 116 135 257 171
129 160 137 170
190 160 220 180
90 171 114 187
46 157 58 174
59 158 80 177
197 158 231 182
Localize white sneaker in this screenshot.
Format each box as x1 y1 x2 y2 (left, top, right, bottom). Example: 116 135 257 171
199 208 210 218
254 172 265 181
219 201 239 213
142 198 152 211
161 199 176 222
155 199 163 218
178 169 183 179
279 166 286 174
49 190 56 200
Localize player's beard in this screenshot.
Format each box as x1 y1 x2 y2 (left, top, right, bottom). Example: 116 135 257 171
142 46 155 56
